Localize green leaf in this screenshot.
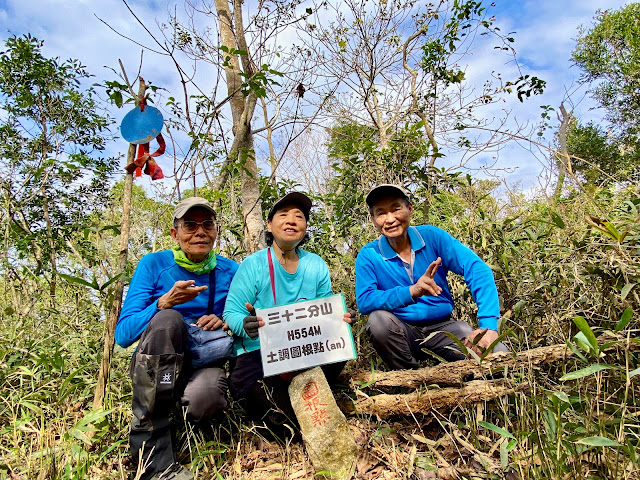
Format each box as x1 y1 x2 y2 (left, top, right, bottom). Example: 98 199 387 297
550 211 565 228
620 284 635 301
575 436 622 447
616 308 633 331
480 327 513 361
560 364 613 381
500 439 509 468
572 331 591 354
552 391 571 404
478 421 515 439
100 273 125 291
628 367 640 378
603 221 621 241
440 331 473 360
75 408 113 428
572 316 598 353
58 272 99 290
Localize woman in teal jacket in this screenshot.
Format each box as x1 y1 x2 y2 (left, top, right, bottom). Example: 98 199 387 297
224 192 353 439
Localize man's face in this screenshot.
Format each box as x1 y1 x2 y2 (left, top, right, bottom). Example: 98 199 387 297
170 207 217 263
370 196 413 240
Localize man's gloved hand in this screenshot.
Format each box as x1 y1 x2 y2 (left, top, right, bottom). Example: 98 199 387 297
243 302 264 338
344 307 358 324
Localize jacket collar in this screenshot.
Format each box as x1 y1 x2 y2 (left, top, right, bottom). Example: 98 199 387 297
377 226 425 260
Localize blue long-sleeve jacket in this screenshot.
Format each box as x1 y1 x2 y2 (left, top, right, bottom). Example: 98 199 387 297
355 225 500 330
223 248 333 355
115 250 239 348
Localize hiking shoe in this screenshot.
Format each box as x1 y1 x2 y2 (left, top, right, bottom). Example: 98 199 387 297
151 463 194 480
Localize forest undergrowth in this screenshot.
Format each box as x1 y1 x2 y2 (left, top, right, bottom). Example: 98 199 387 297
0 184 638 480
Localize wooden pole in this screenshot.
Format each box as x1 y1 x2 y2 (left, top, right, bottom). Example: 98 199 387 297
92 78 147 410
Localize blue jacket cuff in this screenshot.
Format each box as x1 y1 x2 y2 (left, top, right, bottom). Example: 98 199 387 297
478 316 499 331
399 286 415 307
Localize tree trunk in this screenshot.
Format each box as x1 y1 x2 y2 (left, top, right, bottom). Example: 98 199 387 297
348 332 638 418
214 0 264 253
350 344 573 388
554 103 573 201
40 187 57 303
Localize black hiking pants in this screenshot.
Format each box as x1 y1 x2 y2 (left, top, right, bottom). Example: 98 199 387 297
229 349 345 440
129 310 227 479
365 310 509 369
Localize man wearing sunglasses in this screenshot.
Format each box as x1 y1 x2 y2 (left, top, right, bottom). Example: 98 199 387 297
116 197 238 480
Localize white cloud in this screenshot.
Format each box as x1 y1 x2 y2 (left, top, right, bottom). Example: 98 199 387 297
0 0 630 192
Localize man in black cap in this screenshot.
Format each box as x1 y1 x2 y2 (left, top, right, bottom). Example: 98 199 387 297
355 184 507 370
116 197 238 480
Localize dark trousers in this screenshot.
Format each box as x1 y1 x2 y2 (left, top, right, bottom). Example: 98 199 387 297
365 310 508 370
229 349 344 439
129 310 228 479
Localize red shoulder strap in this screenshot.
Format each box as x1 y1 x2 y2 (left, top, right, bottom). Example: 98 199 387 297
267 248 277 305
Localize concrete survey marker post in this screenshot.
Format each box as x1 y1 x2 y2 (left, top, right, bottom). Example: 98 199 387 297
289 367 357 479
256 294 357 377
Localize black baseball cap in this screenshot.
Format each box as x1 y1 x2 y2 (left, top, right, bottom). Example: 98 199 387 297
365 184 410 208
267 192 312 220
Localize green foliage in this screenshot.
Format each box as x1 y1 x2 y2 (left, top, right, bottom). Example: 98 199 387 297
0 307 131 478
573 4 640 138
565 118 639 185
570 4 640 186
0 35 117 286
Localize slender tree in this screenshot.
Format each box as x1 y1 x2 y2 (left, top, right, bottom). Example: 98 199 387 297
0 35 116 303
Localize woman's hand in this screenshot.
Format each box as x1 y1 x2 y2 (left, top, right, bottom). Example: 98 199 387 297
243 302 264 338
343 308 357 324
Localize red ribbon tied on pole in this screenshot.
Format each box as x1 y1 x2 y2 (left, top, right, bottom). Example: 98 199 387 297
121 98 165 180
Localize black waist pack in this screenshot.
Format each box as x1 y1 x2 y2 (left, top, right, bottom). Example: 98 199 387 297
186 323 234 368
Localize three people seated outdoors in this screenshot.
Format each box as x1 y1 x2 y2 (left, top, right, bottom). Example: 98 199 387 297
116 185 506 479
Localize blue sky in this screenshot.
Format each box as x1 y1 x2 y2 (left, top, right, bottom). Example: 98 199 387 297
0 0 631 195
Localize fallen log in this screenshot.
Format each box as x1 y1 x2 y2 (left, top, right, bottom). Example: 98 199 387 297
350 332 639 389
353 379 527 418
350 344 571 388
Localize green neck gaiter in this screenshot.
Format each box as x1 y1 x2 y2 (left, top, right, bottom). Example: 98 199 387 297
172 246 217 274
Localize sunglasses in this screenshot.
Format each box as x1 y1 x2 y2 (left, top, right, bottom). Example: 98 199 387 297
180 219 216 233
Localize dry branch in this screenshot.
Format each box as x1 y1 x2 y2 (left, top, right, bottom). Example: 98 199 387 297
353 379 527 418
